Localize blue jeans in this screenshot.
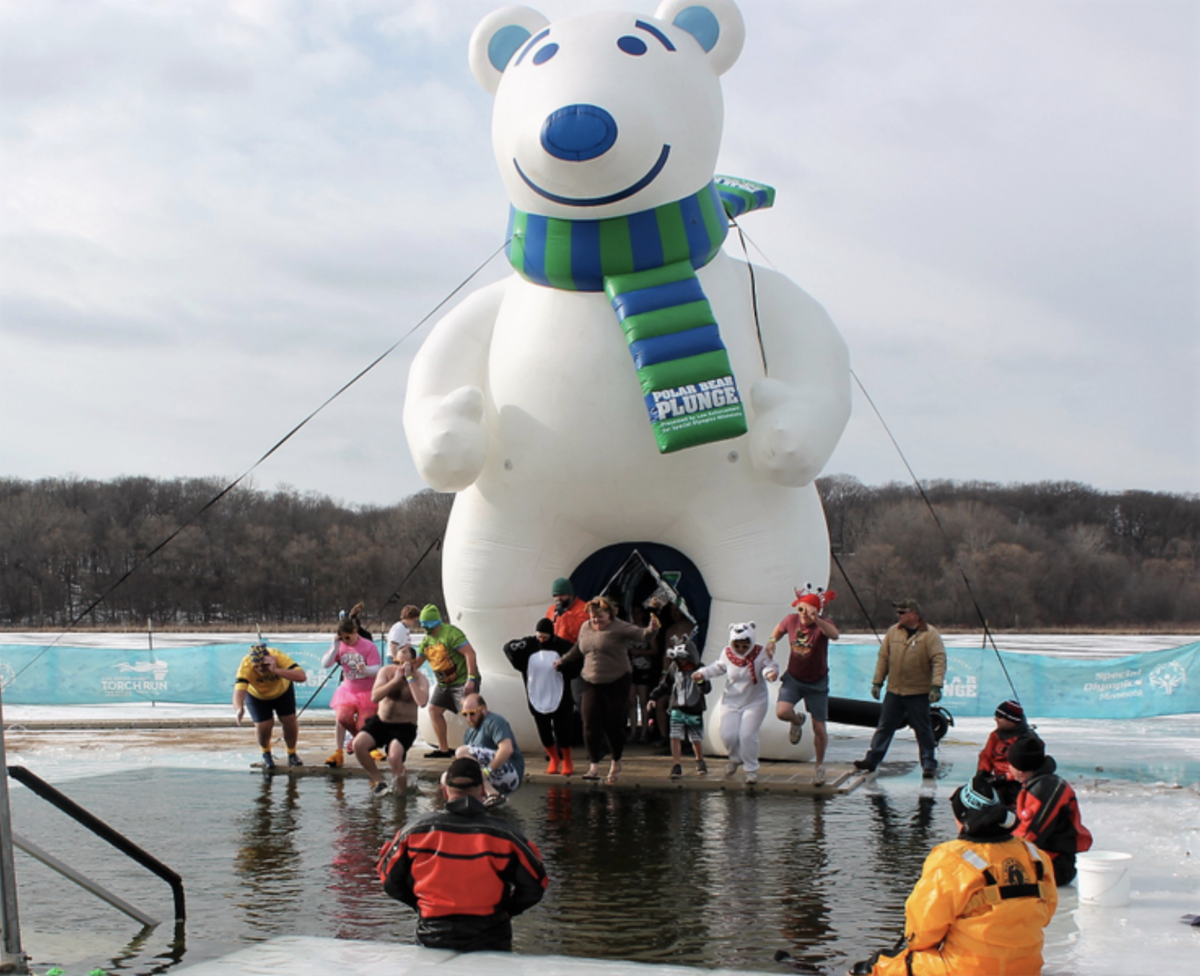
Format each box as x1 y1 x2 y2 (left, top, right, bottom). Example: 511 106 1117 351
862 691 938 772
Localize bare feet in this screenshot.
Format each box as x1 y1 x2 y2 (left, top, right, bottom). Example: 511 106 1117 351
582 764 601 781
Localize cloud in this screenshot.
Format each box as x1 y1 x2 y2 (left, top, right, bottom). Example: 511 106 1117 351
1 0 1196 506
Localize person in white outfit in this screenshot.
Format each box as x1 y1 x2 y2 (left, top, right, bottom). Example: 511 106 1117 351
696 622 779 785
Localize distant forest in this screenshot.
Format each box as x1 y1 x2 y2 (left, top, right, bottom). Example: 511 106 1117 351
1 475 1197 631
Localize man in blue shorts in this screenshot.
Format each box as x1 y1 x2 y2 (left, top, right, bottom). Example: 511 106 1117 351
456 693 524 808
232 643 308 770
766 588 840 786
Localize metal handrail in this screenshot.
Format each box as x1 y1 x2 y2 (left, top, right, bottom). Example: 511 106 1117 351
6 766 185 921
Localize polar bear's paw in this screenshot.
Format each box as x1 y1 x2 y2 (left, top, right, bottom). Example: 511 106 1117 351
412 386 488 492
748 379 825 487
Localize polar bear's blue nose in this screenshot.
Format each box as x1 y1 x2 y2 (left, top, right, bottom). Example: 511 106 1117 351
540 104 618 162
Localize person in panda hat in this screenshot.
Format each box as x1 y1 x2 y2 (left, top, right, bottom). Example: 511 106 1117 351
649 632 712 779
695 622 779 785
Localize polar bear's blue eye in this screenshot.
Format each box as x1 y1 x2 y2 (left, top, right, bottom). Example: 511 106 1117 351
532 43 559 66
617 35 648 56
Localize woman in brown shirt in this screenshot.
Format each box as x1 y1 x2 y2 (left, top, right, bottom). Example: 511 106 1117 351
557 596 659 783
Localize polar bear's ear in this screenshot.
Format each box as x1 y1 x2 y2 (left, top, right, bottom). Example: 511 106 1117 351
469 6 551 95
654 0 745 75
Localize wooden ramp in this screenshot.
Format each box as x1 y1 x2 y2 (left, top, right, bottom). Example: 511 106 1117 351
265 739 872 797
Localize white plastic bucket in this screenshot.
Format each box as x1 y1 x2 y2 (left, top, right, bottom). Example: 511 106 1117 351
1076 850 1133 906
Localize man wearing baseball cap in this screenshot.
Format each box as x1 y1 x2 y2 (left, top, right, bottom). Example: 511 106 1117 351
377 757 548 951
853 598 946 779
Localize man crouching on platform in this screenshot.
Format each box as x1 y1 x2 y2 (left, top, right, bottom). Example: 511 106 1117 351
353 641 430 797
377 757 549 952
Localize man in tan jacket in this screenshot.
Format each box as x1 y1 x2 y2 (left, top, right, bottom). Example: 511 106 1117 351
853 599 946 779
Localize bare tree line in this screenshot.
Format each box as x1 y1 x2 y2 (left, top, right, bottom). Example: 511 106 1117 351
1 475 1197 630
0 476 450 629
821 476 1200 630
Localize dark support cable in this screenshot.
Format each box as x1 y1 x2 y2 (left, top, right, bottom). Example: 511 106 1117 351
850 370 1022 702
9 242 509 687
7 766 185 922
829 549 882 644
731 217 768 374
295 534 443 721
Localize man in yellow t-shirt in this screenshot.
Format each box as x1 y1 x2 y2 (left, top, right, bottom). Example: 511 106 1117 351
233 644 308 770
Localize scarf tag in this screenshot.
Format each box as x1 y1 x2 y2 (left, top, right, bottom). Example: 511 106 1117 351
507 177 775 453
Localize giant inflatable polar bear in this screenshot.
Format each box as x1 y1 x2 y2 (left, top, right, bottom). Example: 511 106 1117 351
404 0 851 762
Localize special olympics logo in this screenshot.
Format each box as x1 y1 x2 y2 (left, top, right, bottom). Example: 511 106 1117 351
1148 661 1186 696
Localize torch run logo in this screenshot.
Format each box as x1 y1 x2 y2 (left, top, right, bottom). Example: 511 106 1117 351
103 659 170 695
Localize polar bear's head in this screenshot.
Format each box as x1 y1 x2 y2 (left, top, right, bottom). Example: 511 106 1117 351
469 1 745 219
728 621 755 646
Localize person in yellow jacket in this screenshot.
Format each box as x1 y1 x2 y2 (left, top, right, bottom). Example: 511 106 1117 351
851 772 1058 976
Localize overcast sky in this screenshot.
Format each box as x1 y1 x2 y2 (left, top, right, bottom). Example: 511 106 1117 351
2 0 1197 509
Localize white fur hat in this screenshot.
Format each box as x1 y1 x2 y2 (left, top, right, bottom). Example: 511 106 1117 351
728 621 756 645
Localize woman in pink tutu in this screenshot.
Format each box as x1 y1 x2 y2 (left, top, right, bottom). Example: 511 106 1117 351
322 603 383 767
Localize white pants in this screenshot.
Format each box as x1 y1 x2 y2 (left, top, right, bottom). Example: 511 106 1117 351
719 696 770 773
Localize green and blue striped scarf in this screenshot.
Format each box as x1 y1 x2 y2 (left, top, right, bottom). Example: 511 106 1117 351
506 176 775 454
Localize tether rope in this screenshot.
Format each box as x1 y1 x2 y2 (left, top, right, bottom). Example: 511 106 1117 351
6 242 509 687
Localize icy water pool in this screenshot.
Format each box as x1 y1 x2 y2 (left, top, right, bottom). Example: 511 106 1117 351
10 764 958 975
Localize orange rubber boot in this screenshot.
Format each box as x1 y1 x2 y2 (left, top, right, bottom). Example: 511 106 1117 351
545 745 561 775
559 747 574 776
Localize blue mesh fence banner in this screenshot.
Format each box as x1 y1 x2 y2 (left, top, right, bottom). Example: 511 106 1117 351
1 639 1197 718
0 642 347 708
829 641 1200 718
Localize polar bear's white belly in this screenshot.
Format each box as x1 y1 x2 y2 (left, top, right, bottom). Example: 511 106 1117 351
485 267 758 487
488 277 712 476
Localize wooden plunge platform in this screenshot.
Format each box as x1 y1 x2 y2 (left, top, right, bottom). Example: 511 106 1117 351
3 716 870 796
259 739 869 797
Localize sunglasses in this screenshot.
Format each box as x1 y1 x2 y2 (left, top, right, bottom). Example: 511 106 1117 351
462 708 482 716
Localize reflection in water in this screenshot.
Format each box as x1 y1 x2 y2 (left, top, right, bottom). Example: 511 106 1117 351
325 777 411 942
232 774 303 927
11 768 960 975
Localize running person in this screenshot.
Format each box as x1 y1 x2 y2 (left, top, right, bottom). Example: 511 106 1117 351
233 643 308 770
767 586 839 785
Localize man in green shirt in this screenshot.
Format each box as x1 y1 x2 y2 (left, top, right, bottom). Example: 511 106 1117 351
415 603 480 758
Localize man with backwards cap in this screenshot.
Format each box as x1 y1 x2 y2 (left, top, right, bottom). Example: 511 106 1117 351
377 756 548 952
977 699 1033 807
414 603 479 759
853 598 946 780
1008 734 1093 886
849 772 1057 975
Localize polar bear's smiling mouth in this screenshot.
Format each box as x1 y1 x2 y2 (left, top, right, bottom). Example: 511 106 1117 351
513 144 671 207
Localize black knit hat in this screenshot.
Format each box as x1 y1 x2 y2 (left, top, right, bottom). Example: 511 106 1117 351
1007 734 1047 772
994 699 1025 723
535 617 555 635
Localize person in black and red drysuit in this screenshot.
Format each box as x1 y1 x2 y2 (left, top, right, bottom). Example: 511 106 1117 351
376 757 548 951
1008 734 1094 886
